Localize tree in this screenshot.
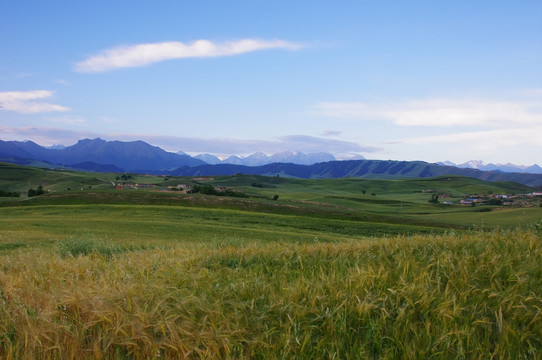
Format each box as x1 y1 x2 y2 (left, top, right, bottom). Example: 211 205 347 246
191 184 218 195
272 194 279 201
428 193 439 204
28 185 44 197
487 198 503 206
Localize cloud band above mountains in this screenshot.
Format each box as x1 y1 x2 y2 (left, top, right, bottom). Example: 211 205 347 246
0 126 375 156
75 39 302 73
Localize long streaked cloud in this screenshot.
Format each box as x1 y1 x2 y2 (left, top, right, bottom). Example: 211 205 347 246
0 126 99 146
400 125 542 160
275 135 380 154
113 134 379 155
0 126 377 156
313 98 542 127
404 126 542 148
0 90 70 114
75 39 302 73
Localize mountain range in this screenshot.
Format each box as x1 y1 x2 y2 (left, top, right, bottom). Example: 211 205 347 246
0 138 204 173
0 138 356 170
189 151 341 166
1 138 541 188
438 160 542 174
171 161 542 188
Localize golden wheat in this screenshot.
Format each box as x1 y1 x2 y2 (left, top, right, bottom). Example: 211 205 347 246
0 230 541 359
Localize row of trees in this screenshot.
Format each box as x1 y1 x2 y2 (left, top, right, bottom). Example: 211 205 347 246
189 184 249 198
192 184 279 201
0 189 20 197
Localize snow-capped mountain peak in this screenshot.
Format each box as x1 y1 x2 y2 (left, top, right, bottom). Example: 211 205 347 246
460 160 488 169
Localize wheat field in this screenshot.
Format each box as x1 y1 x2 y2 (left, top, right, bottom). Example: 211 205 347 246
1 229 541 359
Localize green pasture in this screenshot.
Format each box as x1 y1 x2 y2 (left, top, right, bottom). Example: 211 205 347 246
0 162 115 193
1 163 541 245
212 174 532 200
407 206 542 229
1 163 542 358
0 204 444 254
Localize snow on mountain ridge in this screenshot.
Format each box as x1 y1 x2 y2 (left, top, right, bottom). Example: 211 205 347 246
184 151 367 166
440 160 542 174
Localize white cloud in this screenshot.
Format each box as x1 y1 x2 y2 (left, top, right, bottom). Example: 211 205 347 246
0 90 70 114
314 98 542 128
313 95 542 163
405 126 542 148
75 39 302 73
0 126 99 146
113 134 377 155
276 135 380 154
389 99 541 127
393 125 542 163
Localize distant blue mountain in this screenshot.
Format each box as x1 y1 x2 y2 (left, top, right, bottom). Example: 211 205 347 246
190 150 344 166
192 153 222 165
1 138 540 187
438 160 542 174
0 138 205 172
170 160 542 188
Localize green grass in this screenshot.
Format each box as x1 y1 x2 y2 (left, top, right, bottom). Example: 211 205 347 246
2 162 540 233
1 163 542 358
0 162 117 193
406 206 542 229
0 204 444 253
57 235 155 258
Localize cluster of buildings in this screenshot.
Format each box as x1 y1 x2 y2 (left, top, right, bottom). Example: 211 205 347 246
459 192 542 206
115 183 157 190
167 184 193 193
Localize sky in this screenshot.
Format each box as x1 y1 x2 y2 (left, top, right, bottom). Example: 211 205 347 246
1 1 541 165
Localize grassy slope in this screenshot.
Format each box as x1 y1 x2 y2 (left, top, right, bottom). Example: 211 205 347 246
1 163 541 232
0 162 115 193
1 163 542 358
0 204 444 255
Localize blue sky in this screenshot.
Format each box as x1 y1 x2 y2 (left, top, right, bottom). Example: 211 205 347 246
1 1 541 164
